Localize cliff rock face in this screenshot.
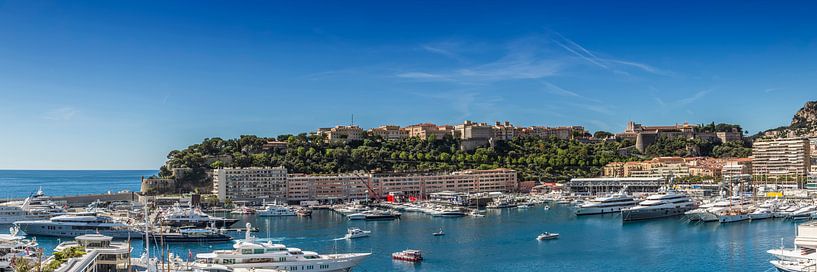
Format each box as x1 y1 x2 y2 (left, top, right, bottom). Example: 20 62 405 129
762 101 817 138
792 101 817 129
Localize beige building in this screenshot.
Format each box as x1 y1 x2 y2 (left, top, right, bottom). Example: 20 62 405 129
405 123 453 140
492 121 521 141
213 167 288 202
455 120 493 151
284 168 517 202
752 138 812 186
369 125 409 140
316 125 365 143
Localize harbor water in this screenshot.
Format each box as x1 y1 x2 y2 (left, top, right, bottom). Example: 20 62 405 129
0 170 795 271
0 170 155 199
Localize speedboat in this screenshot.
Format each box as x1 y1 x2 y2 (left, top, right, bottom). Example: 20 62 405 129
347 213 366 220
621 190 696 221
575 188 637 216
749 208 774 220
536 232 559 240
192 223 371 271
432 228 445 236
342 228 371 239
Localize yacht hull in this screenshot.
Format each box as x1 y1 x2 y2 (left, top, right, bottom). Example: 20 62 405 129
622 206 694 221
194 253 371 272
14 222 143 238
575 206 629 216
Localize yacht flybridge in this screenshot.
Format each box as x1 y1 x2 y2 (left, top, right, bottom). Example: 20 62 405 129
575 187 637 216
192 223 370 272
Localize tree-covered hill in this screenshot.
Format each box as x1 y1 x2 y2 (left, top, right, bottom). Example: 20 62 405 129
159 134 640 191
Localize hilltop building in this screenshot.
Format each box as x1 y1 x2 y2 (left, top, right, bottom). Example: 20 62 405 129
616 121 743 152
369 125 409 140
315 125 365 143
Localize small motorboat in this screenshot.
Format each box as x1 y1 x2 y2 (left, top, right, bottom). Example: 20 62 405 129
468 211 485 217
517 204 531 209
536 232 559 240
543 205 550 211
343 228 371 239
392 249 423 262
432 228 445 236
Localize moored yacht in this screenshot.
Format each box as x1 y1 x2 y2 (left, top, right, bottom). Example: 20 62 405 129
621 190 696 221
0 227 37 271
160 204 238 228
768 221 817 270
575 188 637 216
192 223 370 272
14 213 143 239
257 204 296 217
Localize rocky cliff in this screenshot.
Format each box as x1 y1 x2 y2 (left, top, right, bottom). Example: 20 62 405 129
761 101 817 138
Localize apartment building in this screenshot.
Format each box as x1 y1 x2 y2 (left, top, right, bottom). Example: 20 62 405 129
369 125 408 140
316 125 365 143
404 123 454 140
491 121 520 141
752 138 812 185
213 167 288 202
284 168 517 203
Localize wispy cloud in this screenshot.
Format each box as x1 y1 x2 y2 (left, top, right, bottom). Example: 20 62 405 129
550 32 673 77
764 88 781 93
397 32 670 84
43 107 78 121
542 81 581 98
677 90 710 106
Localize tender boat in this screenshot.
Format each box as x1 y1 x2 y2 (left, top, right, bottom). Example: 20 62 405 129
536 232 559 240
392 249 423 262
432 228 445 236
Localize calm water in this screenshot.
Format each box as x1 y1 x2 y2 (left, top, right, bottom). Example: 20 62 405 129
0 171 793 271
0 170 155 199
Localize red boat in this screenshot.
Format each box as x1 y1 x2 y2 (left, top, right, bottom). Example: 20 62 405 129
392 249 423 262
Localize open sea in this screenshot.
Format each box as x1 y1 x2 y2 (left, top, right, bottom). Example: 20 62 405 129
0 170 794 271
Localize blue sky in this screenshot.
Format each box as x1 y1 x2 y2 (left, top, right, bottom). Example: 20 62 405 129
1 1 817 169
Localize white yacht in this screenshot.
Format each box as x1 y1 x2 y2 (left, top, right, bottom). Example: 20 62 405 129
685 196 752 222
14 214 142 239
748 208 774 220
768 221 817 271
192 223 370 272
160 204 238 228
257 204 296 217
621 190 696 221
0 227 37 271
430 208 467 217
342 228 371 239
0 188 66 224
575 188 637 216
789 205 817 221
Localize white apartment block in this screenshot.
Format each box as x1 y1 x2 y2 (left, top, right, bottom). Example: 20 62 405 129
213 167 288 202
752 138 811 183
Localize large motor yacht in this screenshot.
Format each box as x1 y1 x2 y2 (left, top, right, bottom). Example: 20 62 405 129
192 223 370 272
575 188 637 216
257 204 297 217
14 213 142 239
160 204 238 228
621 190 696 221
0 188 66 224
